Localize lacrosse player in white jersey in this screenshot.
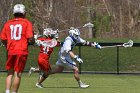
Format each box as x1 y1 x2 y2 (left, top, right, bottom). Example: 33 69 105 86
46 27 101 88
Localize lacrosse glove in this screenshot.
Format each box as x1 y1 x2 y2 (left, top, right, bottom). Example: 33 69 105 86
74 55 83 63
94 42 102 49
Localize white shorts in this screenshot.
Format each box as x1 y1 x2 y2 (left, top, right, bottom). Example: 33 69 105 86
56 56 76 69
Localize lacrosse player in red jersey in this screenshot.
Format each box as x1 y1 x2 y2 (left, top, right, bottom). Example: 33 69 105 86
33 28 60 88
0 4 34 93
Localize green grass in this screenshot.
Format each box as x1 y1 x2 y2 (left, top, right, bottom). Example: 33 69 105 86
0 73 140 93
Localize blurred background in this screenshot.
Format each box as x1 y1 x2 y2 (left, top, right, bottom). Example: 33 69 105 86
0 0 140 74
1 0 140 39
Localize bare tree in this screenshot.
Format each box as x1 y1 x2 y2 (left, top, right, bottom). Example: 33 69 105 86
1 0 140 38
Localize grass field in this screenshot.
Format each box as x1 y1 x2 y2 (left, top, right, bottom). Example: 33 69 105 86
0 73 140 93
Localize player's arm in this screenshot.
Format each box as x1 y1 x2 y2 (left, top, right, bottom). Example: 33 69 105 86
26 20 35 45
35 39 45 46
28 37 35 45
68 51 75 58
0 25 7 47
1 40 7 47
68 50 83 63
83 41 98 47
79 37 101 49
63 39 75 58
84 41 101 49
64 39 83 63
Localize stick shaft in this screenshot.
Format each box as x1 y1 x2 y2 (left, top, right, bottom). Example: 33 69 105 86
101 45 123 48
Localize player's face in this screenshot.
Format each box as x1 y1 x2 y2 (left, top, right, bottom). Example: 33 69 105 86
74 35 79 40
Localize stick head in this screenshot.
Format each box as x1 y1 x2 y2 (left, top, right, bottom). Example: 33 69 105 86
58 22 94 32
42 39 58 48
123 40 133 47
83 22 94 28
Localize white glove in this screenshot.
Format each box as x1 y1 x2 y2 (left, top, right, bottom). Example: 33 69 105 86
74 55 83 63
35 40 42 46
34 34 38 40
55 33 59 39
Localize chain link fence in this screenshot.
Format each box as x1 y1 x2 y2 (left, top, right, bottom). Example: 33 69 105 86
0 43 140 74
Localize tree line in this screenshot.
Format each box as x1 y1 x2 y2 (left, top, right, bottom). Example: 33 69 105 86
0 0 140 39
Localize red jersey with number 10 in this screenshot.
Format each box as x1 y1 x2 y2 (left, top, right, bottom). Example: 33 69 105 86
0 18 33 55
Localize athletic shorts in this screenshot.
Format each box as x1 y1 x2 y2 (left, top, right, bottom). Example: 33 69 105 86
56 56 76 69
38 53 51 72
6 55 28 73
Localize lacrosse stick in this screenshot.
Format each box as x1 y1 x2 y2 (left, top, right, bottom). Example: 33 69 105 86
42 39 58 48
36 39 58 48
58 22 94 33
101 40 133 49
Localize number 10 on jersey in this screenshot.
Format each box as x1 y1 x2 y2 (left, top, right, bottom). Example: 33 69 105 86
10 24 22 40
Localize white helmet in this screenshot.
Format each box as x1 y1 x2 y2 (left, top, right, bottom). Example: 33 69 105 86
51 29 59 39
43 28 53 37
69 28 80 40
13 4 25 14
43 28 59 39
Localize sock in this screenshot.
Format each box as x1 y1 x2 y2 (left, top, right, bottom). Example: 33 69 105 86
78 80 82 83
6 90 10 93
32 67 36 71
78 80 83 85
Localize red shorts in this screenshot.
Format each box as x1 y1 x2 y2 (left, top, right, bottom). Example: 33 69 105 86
6 55 27 73
38 53 51 72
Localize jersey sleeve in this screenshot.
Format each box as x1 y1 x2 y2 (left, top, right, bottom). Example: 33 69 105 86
63 39 72 53
0 24 7 40
77 37 86 44
26 20 33 38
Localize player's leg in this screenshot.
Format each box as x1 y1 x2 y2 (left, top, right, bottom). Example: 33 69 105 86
37 65 64 87
36 60 65 88
64 57 89 88
36 72 48 88
50 66 64 74
12 72 22 92
37 65 64 84
36 58 51 88
50 59 65 74
64 61 84 88
5 55 15 93
73 66 89 88
73 66 80 81
38 71 44 80
36 60 64 88
12 55 27 93
6 69 14 93
29 67 40 76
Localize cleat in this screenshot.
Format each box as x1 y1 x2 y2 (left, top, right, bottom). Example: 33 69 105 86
29 67 35 76
79 84 89 88
36 83 44 88
78 82 89 88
